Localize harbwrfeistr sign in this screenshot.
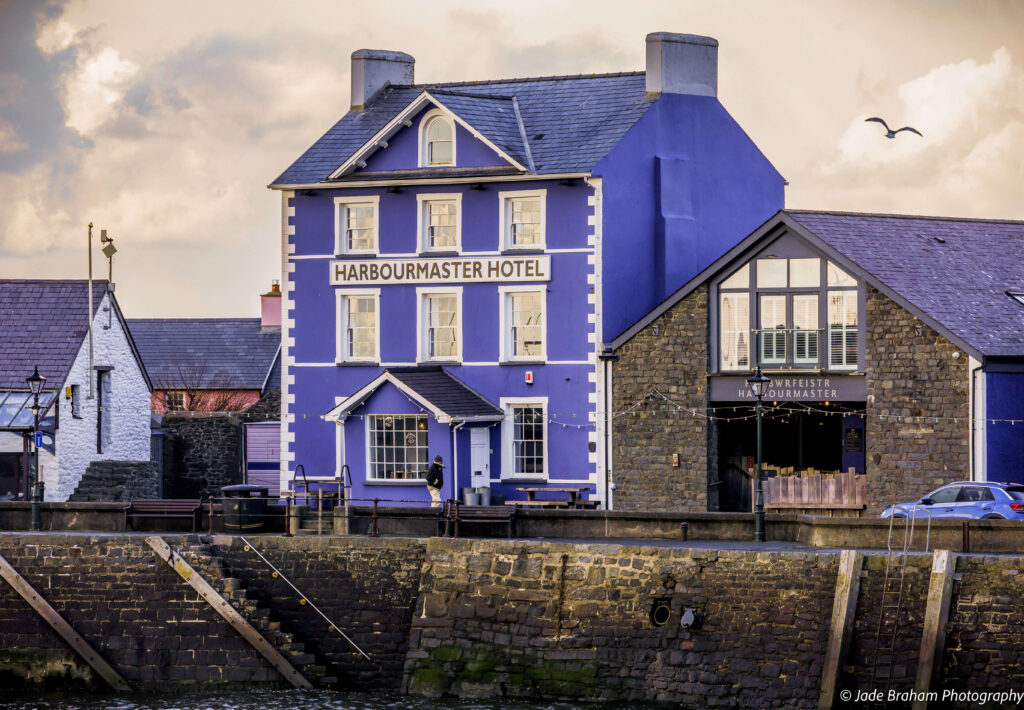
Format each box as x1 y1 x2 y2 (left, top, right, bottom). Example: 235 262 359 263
708 374 866 402
330 255 551 286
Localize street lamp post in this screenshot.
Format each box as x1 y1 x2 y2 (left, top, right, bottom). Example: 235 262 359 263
746 366 771 542
26 366 46 531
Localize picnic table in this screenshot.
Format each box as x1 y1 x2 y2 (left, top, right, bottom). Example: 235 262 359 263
505 486 594 509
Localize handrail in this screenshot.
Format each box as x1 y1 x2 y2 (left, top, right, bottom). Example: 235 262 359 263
887 504 932 554
239 536 372 662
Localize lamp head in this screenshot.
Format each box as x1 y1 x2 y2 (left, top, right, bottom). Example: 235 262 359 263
746 367 770 399
26 366 45 395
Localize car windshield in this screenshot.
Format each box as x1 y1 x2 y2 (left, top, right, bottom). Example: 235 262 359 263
1003 487 1024 501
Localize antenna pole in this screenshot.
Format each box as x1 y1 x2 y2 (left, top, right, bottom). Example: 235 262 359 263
87 223 94 399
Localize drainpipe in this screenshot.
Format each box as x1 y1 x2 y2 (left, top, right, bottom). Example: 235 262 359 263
599 346 618 510
451 421 465 504
970 361 983 481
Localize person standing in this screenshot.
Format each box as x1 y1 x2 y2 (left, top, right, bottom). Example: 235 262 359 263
425 455 445 508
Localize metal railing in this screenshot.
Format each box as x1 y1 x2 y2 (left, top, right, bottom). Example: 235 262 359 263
238 535 371 662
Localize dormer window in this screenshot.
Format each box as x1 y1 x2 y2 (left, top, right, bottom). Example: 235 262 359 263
421 110 454 167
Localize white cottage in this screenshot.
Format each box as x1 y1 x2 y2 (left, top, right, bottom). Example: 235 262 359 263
0 280 152 501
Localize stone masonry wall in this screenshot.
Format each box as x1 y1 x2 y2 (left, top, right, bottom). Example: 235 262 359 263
162 414 243 500
0 535 276 688
67 460 159 502
404 538 836 707
612 285 712 512
864 286 969 512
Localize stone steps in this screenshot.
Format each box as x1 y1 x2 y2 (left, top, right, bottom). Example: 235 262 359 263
180 541 341 689
68 460 159 502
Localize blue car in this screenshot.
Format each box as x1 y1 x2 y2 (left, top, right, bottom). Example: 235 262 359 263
881 481 1024 520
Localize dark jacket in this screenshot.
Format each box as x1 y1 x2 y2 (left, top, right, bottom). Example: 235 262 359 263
425 462 444 489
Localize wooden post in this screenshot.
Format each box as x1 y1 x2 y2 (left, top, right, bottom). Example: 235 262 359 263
0 551 131 691
818 549 864 710
145 536 313 689
912 549 958 710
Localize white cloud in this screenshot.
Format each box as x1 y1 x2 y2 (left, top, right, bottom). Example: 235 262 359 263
35 17 77 56
62 46 139 135
0 121 27 153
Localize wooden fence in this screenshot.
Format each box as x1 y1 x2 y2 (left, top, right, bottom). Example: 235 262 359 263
762 469 866 517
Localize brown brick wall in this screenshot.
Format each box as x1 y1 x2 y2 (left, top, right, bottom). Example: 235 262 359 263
864 286 969 512
611 285 712 512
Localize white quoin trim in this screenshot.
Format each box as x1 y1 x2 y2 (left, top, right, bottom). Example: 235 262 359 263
328 91 529 179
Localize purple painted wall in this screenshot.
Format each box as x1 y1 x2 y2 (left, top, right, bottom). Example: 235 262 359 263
987 372 1024 484
358 105 510 173
594 93 785 340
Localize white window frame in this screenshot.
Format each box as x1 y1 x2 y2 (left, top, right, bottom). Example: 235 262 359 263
416 286 463 363
498 285 546 362
792 294 819 366
828 289 859 371
500 396 548 482
419 109 456 167
164 390 185 412
759 294 787 366
334 195 380 256
364 413 430 482
498 189 547 251
416 193 462 253
336 288 381 364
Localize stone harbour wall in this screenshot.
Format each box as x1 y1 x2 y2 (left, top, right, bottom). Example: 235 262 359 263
1 534 1024 706
611 284 712 512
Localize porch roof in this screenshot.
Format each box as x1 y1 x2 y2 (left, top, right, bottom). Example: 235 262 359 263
323 366 503 424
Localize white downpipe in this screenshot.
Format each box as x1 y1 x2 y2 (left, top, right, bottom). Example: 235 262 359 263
451 422 465 503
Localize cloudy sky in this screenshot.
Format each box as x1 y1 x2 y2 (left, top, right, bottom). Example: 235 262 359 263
1 0 1021 317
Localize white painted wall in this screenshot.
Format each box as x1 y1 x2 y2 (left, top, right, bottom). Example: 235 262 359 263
44 291 151 501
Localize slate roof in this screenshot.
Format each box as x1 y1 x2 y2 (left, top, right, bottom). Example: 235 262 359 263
0 280 110 390
325 366 503 422
787 211 1024 359
127 318 281 390
388 366 503 419
271 72 654 186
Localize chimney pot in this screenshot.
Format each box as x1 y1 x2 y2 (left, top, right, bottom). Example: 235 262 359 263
351 49 415 111
645 32 718 98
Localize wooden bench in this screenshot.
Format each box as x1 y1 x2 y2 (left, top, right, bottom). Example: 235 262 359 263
438 501 515 538
125 499 202 532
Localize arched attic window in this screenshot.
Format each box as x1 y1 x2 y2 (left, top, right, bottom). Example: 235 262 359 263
421 110 455 167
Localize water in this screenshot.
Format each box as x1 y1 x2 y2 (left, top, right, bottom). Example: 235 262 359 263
0 689 668 710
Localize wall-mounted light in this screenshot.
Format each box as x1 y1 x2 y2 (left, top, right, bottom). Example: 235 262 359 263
680 608 704 631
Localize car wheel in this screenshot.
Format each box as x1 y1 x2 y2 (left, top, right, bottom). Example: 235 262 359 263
983 514 1006 520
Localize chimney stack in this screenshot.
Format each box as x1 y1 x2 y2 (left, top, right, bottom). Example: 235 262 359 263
351 49 415 111
645 32 718 98
261 280 281 329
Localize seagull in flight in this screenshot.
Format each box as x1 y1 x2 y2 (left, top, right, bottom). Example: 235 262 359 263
865 117 923 139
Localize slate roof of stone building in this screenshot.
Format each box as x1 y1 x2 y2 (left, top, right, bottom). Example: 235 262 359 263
787 211 1024 359
271 72 654 186
612 210 1024 360
0 279 113 390
127 318 281 390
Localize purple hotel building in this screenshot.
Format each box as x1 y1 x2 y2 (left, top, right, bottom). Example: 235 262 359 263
268 32 784 508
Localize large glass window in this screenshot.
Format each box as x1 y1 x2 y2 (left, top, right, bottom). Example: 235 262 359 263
793 295 819 365
500 191 546 250
759 295 786 364
367 415 429 480
503 289 544 360
829 290 858 368
424 292 459 360
338 293 377 362
508 404 545 477
334 196 379 254
425 116 453 165
720 293 750 371
418 195 461 252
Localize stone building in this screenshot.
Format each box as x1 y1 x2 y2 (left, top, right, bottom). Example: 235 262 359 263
609 210 1024 513
0 280 152 501
268 32 784 507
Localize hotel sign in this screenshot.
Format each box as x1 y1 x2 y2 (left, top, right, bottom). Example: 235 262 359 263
709 374 866 402
330 255 551 286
